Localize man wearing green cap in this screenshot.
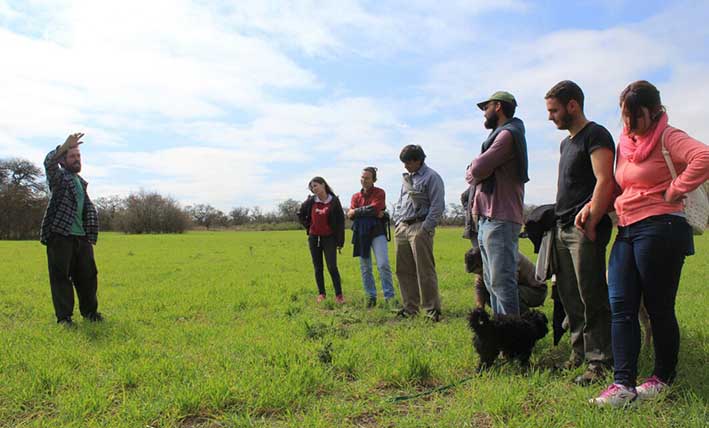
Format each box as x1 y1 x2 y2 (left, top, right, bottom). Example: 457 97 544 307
465 91 529 316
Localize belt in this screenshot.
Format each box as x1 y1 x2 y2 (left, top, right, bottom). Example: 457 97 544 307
401 217 425 225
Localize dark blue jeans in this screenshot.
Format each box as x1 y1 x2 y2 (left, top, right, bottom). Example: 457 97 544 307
608 214 694 387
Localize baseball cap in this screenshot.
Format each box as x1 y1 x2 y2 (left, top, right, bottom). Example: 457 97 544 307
476 91 518 110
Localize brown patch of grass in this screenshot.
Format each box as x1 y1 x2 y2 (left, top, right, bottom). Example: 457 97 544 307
350 410 382 427
177 415 224 428
521 390 544 416
470 412 494 428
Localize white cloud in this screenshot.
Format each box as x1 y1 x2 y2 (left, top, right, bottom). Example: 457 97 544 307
660 64 709 142
2 0 707 214
222 0 528 57
0 131 44 162
0 0 317 136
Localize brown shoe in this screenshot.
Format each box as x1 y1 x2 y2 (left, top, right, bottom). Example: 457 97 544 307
560 358 583 371
555 354 583 371
574 364 608 386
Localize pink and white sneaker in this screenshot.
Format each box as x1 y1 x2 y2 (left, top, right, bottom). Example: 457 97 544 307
589 383 637 407
636 375 668 400
316 294 326 303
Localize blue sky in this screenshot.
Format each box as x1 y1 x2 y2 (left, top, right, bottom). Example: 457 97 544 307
1 0 708 212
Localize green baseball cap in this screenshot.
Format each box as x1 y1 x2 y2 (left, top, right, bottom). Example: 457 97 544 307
476 91 518 110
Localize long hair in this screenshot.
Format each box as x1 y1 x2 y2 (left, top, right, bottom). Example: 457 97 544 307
362 166 378 182
309 176 335 196
619 80 665 131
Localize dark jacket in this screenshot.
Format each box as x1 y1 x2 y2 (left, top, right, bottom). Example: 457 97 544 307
297 194 345 248
352 216 378 258
461 185 476 239
40 147 99 245
524 204 556 254
479 117 529 194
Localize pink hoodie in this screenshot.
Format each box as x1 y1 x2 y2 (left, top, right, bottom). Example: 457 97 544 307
614 126 709 227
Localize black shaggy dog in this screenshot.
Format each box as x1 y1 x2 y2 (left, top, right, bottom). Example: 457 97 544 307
467 308 549 371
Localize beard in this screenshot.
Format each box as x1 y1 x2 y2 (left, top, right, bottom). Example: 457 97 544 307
555 111 574 130
63 161 81 173
484 114 498 130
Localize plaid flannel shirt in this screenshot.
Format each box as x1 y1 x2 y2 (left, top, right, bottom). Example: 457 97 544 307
40 147 99 245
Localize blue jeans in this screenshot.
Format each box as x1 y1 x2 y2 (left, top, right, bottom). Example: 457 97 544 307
477 217 521 315
608 214 693 387
359 234 395 299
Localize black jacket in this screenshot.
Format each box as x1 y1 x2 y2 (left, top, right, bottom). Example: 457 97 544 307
40 147 99 245
297 194 345 248
524 204 556 254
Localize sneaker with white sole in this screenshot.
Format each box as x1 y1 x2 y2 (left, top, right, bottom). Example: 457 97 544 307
636 375 668 400
589 383 637 407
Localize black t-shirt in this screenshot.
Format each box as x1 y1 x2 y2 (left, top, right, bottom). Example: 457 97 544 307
555 122 615 227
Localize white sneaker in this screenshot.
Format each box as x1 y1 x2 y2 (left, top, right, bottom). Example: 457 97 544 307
589 383 638 407
636 375 669 400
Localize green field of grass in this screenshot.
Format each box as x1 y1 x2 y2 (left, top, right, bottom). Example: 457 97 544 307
0 229 707 427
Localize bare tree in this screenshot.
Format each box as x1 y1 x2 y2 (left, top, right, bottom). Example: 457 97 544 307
0 158 49 240
115 190 190 233
94 195 124 231
229 206 250 225
277 198 301 222
0 158 47 195
186 203 227 230
249 206 264 223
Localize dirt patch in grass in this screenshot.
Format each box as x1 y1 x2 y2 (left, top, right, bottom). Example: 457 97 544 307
521 390 544 416
470 412 494 428
349 410 384 428
177 415 224 428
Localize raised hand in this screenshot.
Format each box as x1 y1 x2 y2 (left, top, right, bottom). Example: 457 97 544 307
61 132 85 153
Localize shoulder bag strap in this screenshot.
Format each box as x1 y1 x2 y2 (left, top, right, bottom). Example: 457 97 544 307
659 127 678 179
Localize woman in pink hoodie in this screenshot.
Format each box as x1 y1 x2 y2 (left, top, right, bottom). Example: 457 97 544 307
590 81 709 407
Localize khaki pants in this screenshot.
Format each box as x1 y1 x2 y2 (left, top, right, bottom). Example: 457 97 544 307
395 221 440 314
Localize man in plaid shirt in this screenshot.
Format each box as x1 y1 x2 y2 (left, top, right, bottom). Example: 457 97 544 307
40 132 102 326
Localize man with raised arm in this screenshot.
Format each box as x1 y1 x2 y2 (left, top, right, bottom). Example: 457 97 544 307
40 133 103 326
